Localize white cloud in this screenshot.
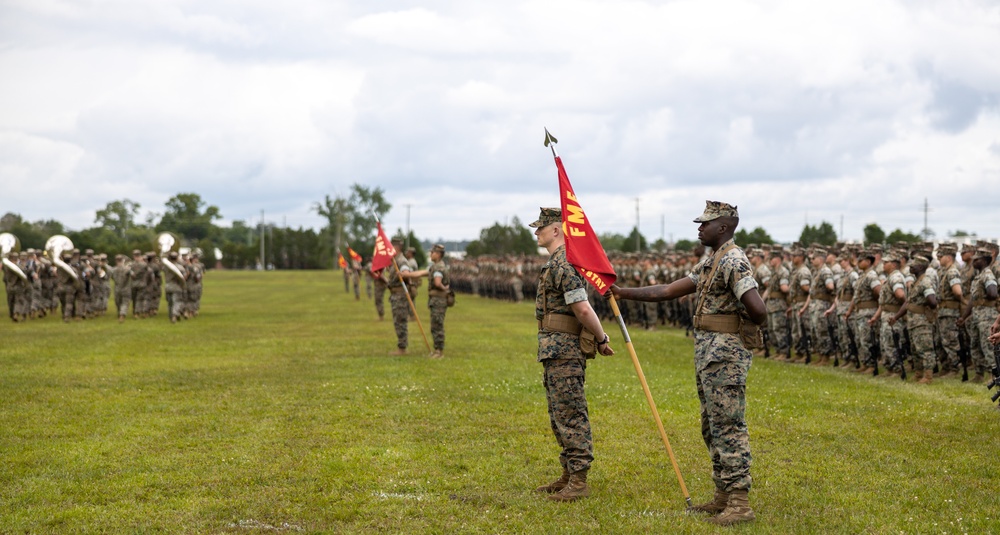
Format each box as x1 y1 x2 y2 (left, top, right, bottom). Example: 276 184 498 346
1 0 998 244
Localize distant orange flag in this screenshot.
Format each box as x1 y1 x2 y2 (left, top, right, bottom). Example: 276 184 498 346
370 222 396 274
337 251 347 269
348 246 363 263
553 154 617 295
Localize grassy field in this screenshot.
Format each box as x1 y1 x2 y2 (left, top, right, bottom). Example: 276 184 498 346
2 270 998 534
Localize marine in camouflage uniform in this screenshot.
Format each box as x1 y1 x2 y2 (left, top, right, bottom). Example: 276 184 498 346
787 249 811 361
163 251 187 323
892 255 938 383
833 253 859 367
874 253 907 375
531 207 614 503
960 247 999 382
765 249 791 358
935 245 964 376
111 254 132 323
426 244 450 358
847 250 881 372
384 238 426 355
805 248 836 364
613 201 766 526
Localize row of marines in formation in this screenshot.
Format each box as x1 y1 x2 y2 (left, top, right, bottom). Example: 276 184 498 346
3 248 205 324
442 241 1000 384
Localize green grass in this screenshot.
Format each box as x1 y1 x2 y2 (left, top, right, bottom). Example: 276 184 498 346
2 270 998 534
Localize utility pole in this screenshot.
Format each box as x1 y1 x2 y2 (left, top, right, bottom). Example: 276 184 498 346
840 214 844 242
260 209 265 271
405 204 412 249
635 197 641 252
921 198 932 240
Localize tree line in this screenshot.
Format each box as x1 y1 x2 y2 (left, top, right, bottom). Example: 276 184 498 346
2 190 977 270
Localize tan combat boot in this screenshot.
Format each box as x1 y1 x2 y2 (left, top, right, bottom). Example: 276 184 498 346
548 471 589 502
687 489 729 515
388 348 407 356
535 468 570 494
918 369 933 384
706 489 755 526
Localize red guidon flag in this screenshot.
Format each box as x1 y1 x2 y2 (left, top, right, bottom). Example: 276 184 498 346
337 251 347 269
555 155 617 295
370 222 396 274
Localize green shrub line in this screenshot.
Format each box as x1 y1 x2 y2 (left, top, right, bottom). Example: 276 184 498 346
1 270 997 534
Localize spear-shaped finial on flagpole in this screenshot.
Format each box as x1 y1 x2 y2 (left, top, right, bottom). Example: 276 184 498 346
544 127 559 158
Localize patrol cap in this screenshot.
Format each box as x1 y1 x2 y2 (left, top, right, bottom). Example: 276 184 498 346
693 200 739 223
431 243 446 254
132 249 142 256
789 247 806 257
390 237 404 246
910 254 930 268
529 207 562 228
882 251 900 264
974 246 993 259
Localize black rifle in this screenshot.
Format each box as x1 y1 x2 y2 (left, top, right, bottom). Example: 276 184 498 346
762 328 771 358
785 311 793 359
870 324 881 377
892 330 908 381
846 321 860 369
957 327 971 382
799 313 812 364
827 318 840 367
988 343 1000 406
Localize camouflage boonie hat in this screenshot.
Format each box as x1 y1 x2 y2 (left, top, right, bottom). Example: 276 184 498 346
910 254 931 268
693 200 739 223
529 207 562 228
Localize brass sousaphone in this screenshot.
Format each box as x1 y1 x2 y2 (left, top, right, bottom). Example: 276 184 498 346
0 232 28 281
156 232 187 287
45 234 83 288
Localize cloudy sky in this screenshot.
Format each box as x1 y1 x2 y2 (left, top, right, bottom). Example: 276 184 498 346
3 0 999 245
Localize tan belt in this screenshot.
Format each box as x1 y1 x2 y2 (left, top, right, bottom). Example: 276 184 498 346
389 286 406 294
908 304 928 314
855 300 877 310
538 313 582 335
692 313 740 334
793 296 808 304
973 299 998 308
881 304 901 313
428 289 448 297
939 301 961 309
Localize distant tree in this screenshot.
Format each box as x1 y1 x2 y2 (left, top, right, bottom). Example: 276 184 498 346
651 238 668 251
734 226 775 248
620 227 649 253
156 193 222 241
392 229 427 267
598 232 627 252
0 213 66 250
465 216 537 257
674 239 697 252
863 223 886 245
799 221 837 246
886 228 921 244
948 229 975 238
95 199 142 239
314 183 392 268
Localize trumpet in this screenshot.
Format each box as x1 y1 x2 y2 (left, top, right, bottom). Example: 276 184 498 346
156 232 187 287
0 232 28 282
